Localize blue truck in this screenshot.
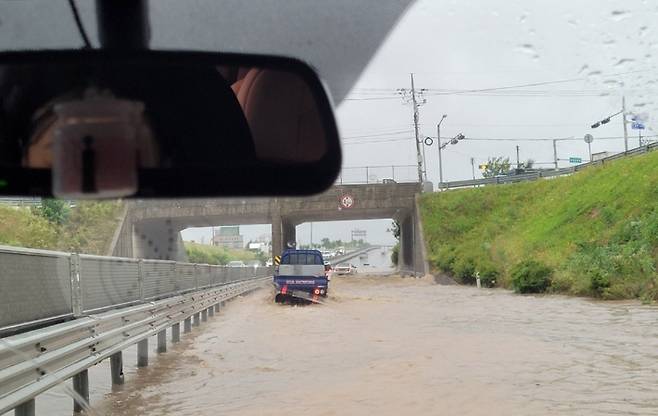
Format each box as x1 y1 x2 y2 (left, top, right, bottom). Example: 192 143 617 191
273 249 329 303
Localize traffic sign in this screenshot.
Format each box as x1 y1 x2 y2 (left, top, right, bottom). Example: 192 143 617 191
632 122 645 130
583 134 594 144
339 194 355 209
569 157 582 164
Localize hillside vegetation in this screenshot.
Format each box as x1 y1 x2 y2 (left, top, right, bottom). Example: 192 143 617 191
185 242 264 265
420 151 658 300
0 200 125 255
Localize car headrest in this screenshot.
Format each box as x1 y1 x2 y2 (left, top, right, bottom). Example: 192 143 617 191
235 68 326 162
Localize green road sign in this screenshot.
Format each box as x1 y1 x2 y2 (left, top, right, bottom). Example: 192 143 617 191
569 157 582 164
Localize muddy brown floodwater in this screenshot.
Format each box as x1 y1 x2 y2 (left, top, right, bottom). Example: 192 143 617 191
24 249 658 415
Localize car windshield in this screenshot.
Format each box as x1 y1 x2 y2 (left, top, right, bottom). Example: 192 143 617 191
1 2 658 416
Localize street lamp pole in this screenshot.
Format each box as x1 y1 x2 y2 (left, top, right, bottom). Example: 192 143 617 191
437 115 447 190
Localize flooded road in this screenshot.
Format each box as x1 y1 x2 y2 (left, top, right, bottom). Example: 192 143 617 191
28 248 658 415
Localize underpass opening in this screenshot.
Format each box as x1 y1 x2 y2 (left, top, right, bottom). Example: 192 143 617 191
293 219 397 274
180 224 273 266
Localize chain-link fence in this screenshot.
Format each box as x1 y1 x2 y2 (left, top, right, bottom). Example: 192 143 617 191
0 245 272 334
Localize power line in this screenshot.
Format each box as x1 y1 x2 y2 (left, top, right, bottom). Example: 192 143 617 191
345 69 653 100
342 134 658 145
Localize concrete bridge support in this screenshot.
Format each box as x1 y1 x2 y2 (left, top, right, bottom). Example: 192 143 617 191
131 219 188 261
271 216 297 257
397 207 428 276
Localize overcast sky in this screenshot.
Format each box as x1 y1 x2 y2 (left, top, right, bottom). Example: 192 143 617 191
1 1 653 246
188 0 658 246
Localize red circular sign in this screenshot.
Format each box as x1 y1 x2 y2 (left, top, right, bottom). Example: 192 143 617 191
340 194 355 209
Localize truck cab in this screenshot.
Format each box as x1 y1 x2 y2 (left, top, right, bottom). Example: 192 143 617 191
274 249 328 303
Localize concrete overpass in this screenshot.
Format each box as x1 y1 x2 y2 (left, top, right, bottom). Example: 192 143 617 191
110 183 427 274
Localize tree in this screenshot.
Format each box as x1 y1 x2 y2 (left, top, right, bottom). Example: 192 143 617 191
481 157 511 178
33 199 70 225
389 220 400 241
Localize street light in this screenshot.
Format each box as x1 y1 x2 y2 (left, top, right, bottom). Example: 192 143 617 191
434 130 465 191
436 114 447 188
590 96 628 151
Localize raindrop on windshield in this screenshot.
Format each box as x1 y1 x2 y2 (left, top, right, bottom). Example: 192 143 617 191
610 10 632 22
614 58 636 67
516 43 538 60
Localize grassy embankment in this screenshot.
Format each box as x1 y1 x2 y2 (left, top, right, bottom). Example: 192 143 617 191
184 242 263 265
0 201 125 254
420 150 658 300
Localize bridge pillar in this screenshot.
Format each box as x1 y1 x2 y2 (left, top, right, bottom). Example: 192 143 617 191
282 219 297 249
132 219 188 261
271 216 296 256
398 213 415 274
271 215 282 259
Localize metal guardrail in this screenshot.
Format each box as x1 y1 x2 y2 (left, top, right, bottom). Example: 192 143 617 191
329 246 379 264
336 165 418 185
0 276 268 415
439 142 658 190
0 245 273 335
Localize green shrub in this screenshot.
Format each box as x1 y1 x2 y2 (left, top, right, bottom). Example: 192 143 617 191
510 260 552 293
433 245 457 272
391 243 399 266
477 262 500 288
453 256 477 285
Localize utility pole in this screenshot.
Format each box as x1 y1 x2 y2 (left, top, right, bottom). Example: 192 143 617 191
516 145 520 169
410 73 424 184
436 115 447 190
622 95 629 152
552 139 558 170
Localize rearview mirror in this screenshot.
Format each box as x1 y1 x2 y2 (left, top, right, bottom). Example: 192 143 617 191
0 50 341 197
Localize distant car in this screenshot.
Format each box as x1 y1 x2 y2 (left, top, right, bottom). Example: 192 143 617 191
246 260 262 268
265 259 273 267
333 262 357 276
227 260 246 267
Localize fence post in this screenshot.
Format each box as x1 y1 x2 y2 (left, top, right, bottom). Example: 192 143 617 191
72 369 89 413
366 166 369 183
110 352 124 385
137 339 148 367
172 322 181 342
184 316 192 332
69 253 83 317
137 259 144 301
14 399 35 416
157 330 166 353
